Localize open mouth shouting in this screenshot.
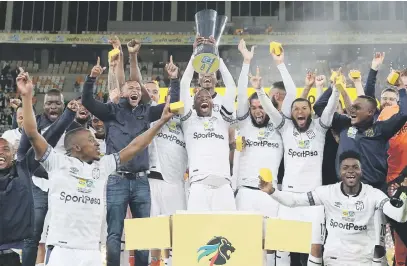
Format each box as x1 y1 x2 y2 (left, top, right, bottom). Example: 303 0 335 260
296 116 307 127
255 114 264 124
78 109 89 119
48 111 59 121
0 156 8 168
200 102 209 112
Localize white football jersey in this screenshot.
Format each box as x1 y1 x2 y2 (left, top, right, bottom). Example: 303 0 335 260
148 115 188 184
237 117 283 188
310 183 389 263
32 125 66 192
278 117 328 192
39 145 119 250
181 109 234 183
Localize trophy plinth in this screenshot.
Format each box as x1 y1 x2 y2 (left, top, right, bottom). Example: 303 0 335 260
193 9 228 74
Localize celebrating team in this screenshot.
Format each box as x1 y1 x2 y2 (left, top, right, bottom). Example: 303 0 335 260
1 35 407 266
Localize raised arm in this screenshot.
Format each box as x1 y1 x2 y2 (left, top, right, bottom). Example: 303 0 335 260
365 52 385 98
348 70 365 97
108 36 125 88
320 84 341 128
81 58 116 122
259 181 324 207
300 71 315 99
218 58 237 114
271 48 297 118
18 72 49 161
120 97 174 164
128 39 142 85
378 88 407 139
180 55 195 114
236 39 254 119
251 68 284 127
149 57 180 122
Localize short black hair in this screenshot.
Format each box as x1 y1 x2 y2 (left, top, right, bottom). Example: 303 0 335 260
271 81 285 91
381 88 399 97
46 88 62 96
64 127 89 151
339 150 361 165
291 98 311 109
357 95 377 110
248 92 259 102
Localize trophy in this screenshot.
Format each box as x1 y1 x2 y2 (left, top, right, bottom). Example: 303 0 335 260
192 9 228 74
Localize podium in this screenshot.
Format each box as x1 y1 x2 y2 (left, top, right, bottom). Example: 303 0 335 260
124 213 313 265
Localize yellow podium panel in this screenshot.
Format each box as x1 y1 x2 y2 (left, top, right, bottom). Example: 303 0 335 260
172 213 263 266
265 218 312 253
124 216 171 250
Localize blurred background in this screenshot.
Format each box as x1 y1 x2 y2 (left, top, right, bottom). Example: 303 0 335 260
0 1 406 130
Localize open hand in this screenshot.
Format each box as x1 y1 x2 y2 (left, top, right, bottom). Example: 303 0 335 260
371 52 385 71
127 39 141 54
305 71 316 88
165 55 178 79
109 87 121 103
193 34 205 50
161 95 174 122
259 179 275 195
16 67 34 97
238 39 255 63
249 67 262 89
90 57 106 78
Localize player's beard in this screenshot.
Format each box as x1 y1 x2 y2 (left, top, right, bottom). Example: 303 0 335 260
271 97 279 109
250 114 270 128
292 115 312 132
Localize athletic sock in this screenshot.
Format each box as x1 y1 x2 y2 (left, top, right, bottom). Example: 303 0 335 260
307 254 322 265
266 253 276 266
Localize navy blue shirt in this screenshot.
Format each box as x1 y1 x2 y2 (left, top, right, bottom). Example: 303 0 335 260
82 76 180 173
0 108 75 246
314 88 407 189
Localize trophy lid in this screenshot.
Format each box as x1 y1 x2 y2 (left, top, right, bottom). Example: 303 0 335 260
195 9 218 38
214 15 228 46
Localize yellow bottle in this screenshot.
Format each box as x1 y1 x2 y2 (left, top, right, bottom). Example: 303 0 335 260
236 136 243 152
269 42 282 56
259 168 273 183
108 48 120 63
169 101 184 115
335 76 346 91
387 72 400 85
350 70 361 79
330 71 339 82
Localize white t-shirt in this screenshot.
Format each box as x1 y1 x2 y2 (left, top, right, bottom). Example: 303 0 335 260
1 128 22 158
148 115 188 184
308 183 389 263
278 118 328 192
33 126 66 192
237 117 283 188
39 145 120 250
181 109 234 183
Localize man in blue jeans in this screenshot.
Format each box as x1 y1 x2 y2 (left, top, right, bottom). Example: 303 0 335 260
82 56 180 266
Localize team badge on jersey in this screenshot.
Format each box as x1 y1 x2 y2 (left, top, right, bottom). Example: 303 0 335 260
341 210 355 222
347 127 357 139
77 178 94 193
297 140 310 149
258 125 274 140
197 236 235 265
167 120 181 135
364 128 374 137
213 104 220 112
203 120 215 132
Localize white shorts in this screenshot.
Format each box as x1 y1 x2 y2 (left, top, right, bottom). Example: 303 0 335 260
187 183 236 212
277 204 325 245
235 187 279 218
324 256 372 266
149 179 187 216
46 246 102 266
40 211 50 243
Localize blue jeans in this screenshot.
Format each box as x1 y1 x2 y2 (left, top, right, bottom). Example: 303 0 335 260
106 175 151 266
22 184 48 266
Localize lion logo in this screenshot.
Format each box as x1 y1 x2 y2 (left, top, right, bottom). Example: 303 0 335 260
197 236 235 265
